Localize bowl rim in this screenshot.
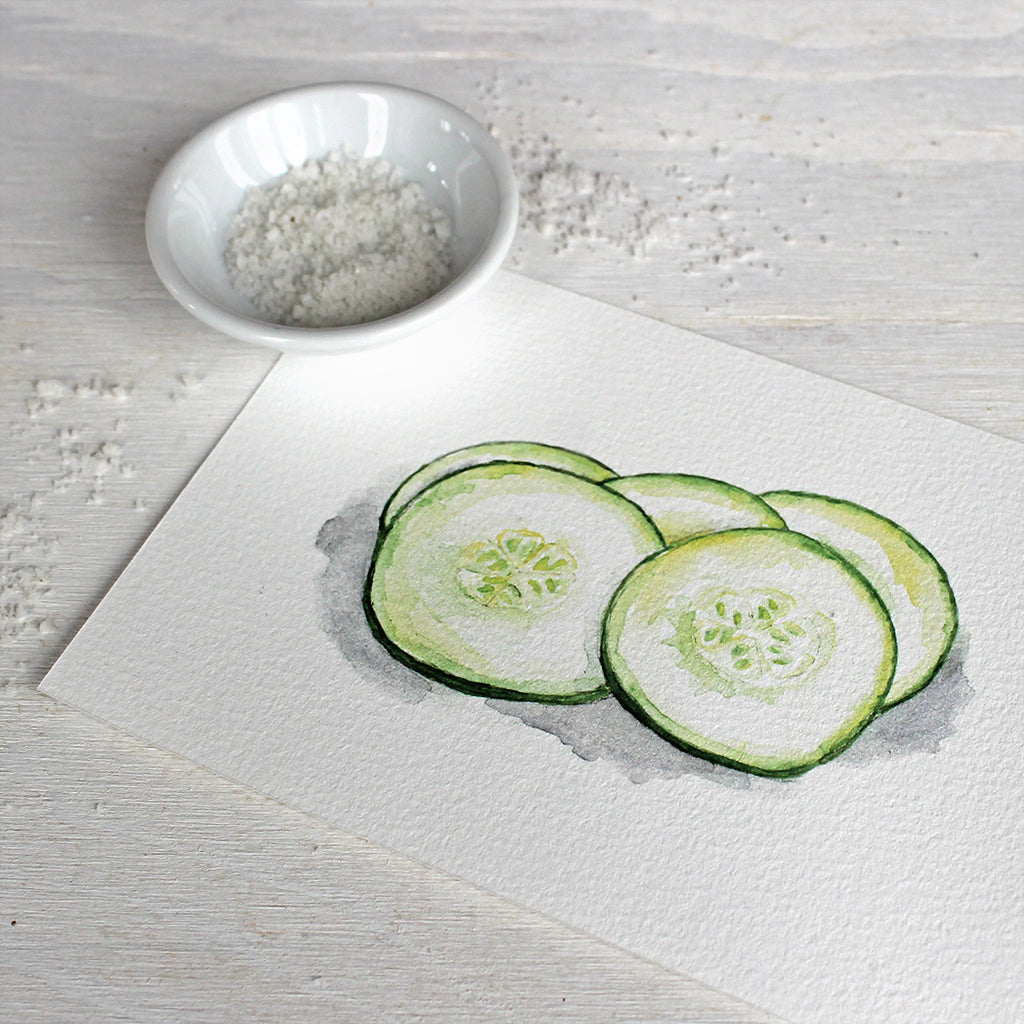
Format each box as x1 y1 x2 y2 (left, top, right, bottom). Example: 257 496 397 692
144 81 519 354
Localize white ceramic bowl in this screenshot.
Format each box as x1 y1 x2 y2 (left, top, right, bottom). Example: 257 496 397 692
145 82 518 353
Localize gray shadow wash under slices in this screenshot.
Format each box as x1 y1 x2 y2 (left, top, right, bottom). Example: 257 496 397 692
486 695 754 788
841 632 973 763
490 633 973 786
316 487 435 704
316 494 972 785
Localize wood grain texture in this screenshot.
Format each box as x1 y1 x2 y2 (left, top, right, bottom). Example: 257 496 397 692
2 1 1021 1020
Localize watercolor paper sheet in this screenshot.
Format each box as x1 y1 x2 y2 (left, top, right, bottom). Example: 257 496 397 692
41 272 1023 1024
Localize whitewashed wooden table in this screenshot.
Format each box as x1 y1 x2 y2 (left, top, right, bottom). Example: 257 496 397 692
3 3 1021 1021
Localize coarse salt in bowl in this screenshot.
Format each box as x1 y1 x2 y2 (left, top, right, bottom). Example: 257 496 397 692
145 82 518 353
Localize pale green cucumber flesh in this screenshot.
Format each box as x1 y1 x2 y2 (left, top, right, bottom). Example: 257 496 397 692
367 461 663 703
606 473 785 544
760 491 957 708
601 529 896 776
380 441 617 529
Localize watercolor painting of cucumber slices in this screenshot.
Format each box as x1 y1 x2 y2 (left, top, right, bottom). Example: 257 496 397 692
759 491 958 709
601 530 896 777
379 441 617 530
605 473 785 544
365 460 663 703
362 441 959 777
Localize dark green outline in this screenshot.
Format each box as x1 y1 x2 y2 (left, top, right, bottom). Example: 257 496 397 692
380 440 618 532
600 528 897 778
761 490 958 710
366 460 663 704
605 472 786 542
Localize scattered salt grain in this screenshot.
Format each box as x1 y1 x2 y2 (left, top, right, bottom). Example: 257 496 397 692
499 129 665 257
0 502 55 646
225 149 453 328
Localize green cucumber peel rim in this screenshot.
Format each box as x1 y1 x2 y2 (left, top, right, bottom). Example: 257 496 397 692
605 473 786 545
367 460 664 704
601 528 897 777
760 490 957 709
380 441 617 531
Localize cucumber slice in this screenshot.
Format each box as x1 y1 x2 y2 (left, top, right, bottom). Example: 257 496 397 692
601 529 896 777
760 491 957 709
380 441 616 529
367 461 663 703
605 473 785 545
